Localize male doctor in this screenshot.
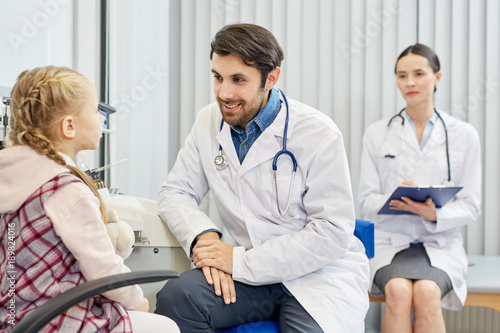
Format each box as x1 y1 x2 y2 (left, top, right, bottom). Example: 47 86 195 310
155 23 369 332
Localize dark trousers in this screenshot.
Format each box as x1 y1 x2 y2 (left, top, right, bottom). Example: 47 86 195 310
155 269 322 333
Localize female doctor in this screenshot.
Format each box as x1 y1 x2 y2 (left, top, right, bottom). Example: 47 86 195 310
358 43 481 333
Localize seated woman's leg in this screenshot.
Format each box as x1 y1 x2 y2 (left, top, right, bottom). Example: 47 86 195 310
382 278 413 333
413 279 445 333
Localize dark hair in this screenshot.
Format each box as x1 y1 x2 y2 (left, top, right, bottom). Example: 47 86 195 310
395 43 440 92
210 23 284 88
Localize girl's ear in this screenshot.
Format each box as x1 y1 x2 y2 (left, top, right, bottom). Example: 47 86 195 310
60 116 76 139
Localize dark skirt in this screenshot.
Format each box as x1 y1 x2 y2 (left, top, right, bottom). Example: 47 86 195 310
373 243 453 298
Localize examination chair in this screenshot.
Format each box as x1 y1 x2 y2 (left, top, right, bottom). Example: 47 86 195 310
11 270 179 333
216 218 375 333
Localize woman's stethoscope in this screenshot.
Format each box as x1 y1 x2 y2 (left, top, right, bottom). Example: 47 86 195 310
381 107 453 186
214 89 297 219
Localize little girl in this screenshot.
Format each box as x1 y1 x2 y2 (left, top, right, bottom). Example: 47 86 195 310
0 66 179 332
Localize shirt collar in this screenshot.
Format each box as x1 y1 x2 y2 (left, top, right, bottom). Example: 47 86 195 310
403 109 438 126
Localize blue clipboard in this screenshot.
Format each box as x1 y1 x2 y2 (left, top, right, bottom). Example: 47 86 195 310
378 186 463 215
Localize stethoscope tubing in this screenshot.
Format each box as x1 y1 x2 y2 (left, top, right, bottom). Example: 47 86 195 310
272 89 297 173
215 88 297 219
387 107 451 183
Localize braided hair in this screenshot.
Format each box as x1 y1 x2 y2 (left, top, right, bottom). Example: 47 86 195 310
8 66 107 222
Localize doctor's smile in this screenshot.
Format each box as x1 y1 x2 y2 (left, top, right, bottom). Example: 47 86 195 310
218 98 244 114
222 102 240 111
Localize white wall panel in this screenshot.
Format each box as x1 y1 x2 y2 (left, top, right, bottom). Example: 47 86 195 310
0 1 74 88
416 0 499 255
449 0 469 120
483 0 500 255
317 0 334 119
465 0 487 254
433 0 452 112
380 0 399 121
284 0 303 101
108 0 170 199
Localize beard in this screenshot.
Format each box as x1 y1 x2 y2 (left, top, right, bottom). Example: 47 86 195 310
217 88 267 129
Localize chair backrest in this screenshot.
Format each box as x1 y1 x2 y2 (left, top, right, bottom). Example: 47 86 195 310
354 218 375 259
11 270 179 333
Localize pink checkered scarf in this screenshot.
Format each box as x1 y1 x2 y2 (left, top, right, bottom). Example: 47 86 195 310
0 173 132 332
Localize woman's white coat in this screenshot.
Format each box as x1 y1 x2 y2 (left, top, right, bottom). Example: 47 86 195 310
358 110 481 310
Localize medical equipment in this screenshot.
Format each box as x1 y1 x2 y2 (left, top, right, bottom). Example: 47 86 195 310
1 96 10 150
214 89 298 219
86 162 191 309
382 107 452 186
106 194 191 309
214 119 228 170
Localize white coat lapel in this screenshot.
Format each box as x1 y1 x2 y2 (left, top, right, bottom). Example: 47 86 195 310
239 105 287 176
216 122 239 169
401 116 420 155
423 112 447 153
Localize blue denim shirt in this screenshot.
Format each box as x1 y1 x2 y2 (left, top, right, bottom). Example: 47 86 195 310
230 87 282 163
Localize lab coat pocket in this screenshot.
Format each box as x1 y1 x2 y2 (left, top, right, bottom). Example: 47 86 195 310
376 156 401 190
261 173 303 224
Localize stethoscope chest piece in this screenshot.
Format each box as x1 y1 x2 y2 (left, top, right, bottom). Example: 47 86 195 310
214 153 228 170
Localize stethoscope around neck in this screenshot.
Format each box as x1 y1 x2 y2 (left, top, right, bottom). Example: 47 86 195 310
214 89 298 219
384 107 453 186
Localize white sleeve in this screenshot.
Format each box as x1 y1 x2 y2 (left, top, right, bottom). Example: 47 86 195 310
157 112 222 258
45 182 143 310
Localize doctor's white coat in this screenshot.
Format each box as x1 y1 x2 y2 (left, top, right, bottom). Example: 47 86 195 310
358 110 481 310
158 96 369 332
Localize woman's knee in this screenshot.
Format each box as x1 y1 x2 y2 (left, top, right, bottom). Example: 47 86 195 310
413 280 442 309
384 278 413 309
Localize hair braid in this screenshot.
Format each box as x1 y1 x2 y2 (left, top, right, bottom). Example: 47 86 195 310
8 66 107 222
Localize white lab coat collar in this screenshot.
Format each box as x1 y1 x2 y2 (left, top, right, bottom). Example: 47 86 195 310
216 96 292 176
400 109 448 154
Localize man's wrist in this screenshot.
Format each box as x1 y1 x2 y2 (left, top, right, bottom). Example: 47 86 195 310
196 231 220 242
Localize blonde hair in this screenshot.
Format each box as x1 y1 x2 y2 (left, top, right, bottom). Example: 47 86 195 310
8 66 107 222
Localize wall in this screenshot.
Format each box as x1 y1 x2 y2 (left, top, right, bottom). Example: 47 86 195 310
0 0 102 170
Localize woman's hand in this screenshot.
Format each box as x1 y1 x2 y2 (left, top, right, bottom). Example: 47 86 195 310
390 196 437 221
392 180 437 221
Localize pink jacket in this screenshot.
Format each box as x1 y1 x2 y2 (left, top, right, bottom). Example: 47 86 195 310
0 146 142 329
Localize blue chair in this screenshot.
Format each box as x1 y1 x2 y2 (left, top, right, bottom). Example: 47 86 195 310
354 218 375 259
217 321 279 333
216 218 374 333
